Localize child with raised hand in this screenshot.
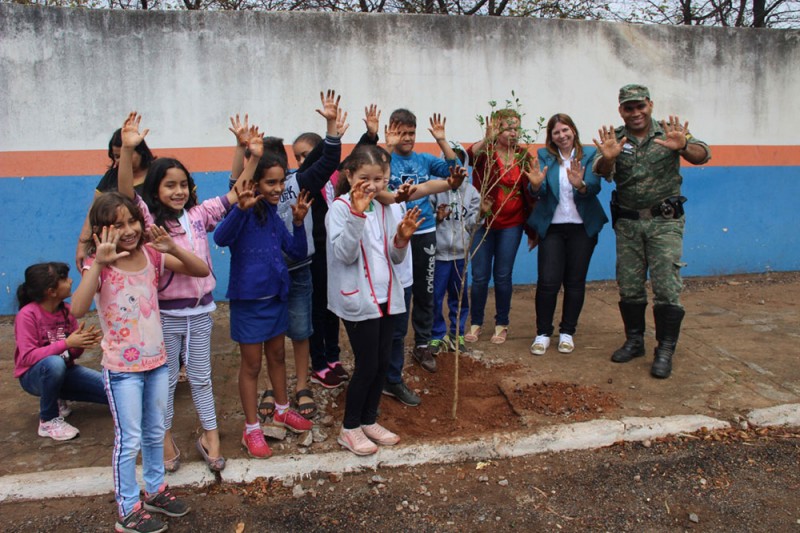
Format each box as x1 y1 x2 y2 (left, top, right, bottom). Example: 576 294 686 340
117 112 249 473
14 262 107 441
429 161 481 354
75 126 156 271
214 129 314 459
71 193 209 533
229 94 346 418
327 144 422 456
383 110 459 374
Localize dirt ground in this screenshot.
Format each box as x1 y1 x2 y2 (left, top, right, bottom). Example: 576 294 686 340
0 272 798 476
2 425 798 532
1 272 800 531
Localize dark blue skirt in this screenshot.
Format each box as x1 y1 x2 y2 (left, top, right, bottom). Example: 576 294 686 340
230 298 288 344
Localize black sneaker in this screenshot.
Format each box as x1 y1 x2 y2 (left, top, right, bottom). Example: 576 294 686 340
144 484 190 518
412 345 437 373
382 381 422 407
115 502 166 533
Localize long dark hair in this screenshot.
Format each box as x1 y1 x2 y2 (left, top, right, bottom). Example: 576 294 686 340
108 128 155 171
17 262 70 311
545 113 584 164
83 192 146 256
141 158 198 232
335 145 391 197
252 152 288 224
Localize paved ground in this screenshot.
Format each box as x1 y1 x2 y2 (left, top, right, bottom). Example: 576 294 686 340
1 271 798 497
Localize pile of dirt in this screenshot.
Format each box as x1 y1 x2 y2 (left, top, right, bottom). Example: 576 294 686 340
329 351 526 439
504 381 619 421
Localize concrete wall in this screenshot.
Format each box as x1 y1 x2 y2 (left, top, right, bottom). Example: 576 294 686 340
1 4 799 314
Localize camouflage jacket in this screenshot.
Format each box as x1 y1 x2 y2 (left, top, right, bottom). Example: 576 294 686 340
594 119 710 210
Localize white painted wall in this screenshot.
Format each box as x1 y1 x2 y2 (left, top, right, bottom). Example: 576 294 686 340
2 5 799 152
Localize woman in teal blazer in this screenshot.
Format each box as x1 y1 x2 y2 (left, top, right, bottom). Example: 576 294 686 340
526 114 608 355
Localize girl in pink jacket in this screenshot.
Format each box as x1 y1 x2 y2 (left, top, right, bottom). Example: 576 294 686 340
118 112 251 473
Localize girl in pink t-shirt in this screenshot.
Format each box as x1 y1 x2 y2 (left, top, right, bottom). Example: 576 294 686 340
71 192 208 533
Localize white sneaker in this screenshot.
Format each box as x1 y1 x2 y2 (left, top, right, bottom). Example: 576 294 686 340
558 333 575 353
58 399 72 418
530 335 550 355
38 417 79 441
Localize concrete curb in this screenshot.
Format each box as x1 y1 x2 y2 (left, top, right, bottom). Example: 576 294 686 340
0 412 736 503
746 403 800 427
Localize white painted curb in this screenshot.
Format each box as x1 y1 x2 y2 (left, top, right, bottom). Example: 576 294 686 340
746 403 800 428
0 413 731 503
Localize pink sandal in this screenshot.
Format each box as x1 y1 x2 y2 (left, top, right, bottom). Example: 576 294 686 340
464 325 482 343
490 326 508 344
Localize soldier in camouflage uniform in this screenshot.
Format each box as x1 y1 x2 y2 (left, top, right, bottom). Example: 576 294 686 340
593 84 711 378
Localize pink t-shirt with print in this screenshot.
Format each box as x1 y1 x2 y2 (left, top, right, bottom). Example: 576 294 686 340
85 245 166 372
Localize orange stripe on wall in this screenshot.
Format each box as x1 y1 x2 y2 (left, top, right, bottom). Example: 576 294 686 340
2 144 799 178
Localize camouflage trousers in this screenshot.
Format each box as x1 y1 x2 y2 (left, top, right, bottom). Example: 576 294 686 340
615 216 685 308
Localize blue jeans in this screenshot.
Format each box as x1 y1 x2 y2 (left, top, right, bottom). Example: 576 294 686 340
104 364 168 518
387 286 413 384
18 356 107 421
287 264 313 341
470 224 523 327
432 259 469 340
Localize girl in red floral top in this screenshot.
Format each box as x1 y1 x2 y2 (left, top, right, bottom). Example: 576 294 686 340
466 109 536 345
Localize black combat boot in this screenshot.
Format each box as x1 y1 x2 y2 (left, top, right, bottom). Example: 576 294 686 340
651 304 686 379
611 301 647 363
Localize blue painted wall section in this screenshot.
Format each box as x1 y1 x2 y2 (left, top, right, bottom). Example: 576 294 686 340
1 165 798 315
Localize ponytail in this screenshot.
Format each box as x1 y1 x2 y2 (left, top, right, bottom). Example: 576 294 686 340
17 262 69 310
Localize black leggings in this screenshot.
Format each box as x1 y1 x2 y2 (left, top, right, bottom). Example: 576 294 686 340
535 223 597 336
342 304 395 429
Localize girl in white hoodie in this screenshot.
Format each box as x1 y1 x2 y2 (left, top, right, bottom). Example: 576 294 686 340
326 145 421 455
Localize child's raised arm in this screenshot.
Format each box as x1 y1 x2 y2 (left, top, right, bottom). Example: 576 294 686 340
71 227 131 317
229 113 250 183
429 113 458 161
316 89 343 139
118 112 149 201
227 123 262 205
149 225 210 278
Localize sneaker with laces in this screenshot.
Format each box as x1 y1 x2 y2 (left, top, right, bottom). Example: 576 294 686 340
115 502 166 533
241 428 272 458
362 423 400 446
38 417 79 441
412 345 437 373
144 483 190 518
445 334 468 353
558 333 575 353
428 339 444 355
337 426 378 455
329 362 350 381
382 381 421 407
273 408 313 433
530 335 551 356
58 399 72 418
310 368 344 389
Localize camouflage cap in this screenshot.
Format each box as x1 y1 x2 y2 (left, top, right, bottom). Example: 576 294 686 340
618 84 651 104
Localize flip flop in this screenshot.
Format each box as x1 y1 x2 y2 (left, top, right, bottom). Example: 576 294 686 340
295 388 317 419
196 437 226 472
164 437 181 473
257 389 275 424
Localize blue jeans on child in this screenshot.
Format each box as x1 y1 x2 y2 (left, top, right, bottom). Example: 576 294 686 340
104 364 168 518
287 264 313 341
470 224 524 327
19 356 107 421
432 259 469 340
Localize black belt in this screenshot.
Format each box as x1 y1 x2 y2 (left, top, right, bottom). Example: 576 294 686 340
617 196 687 221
